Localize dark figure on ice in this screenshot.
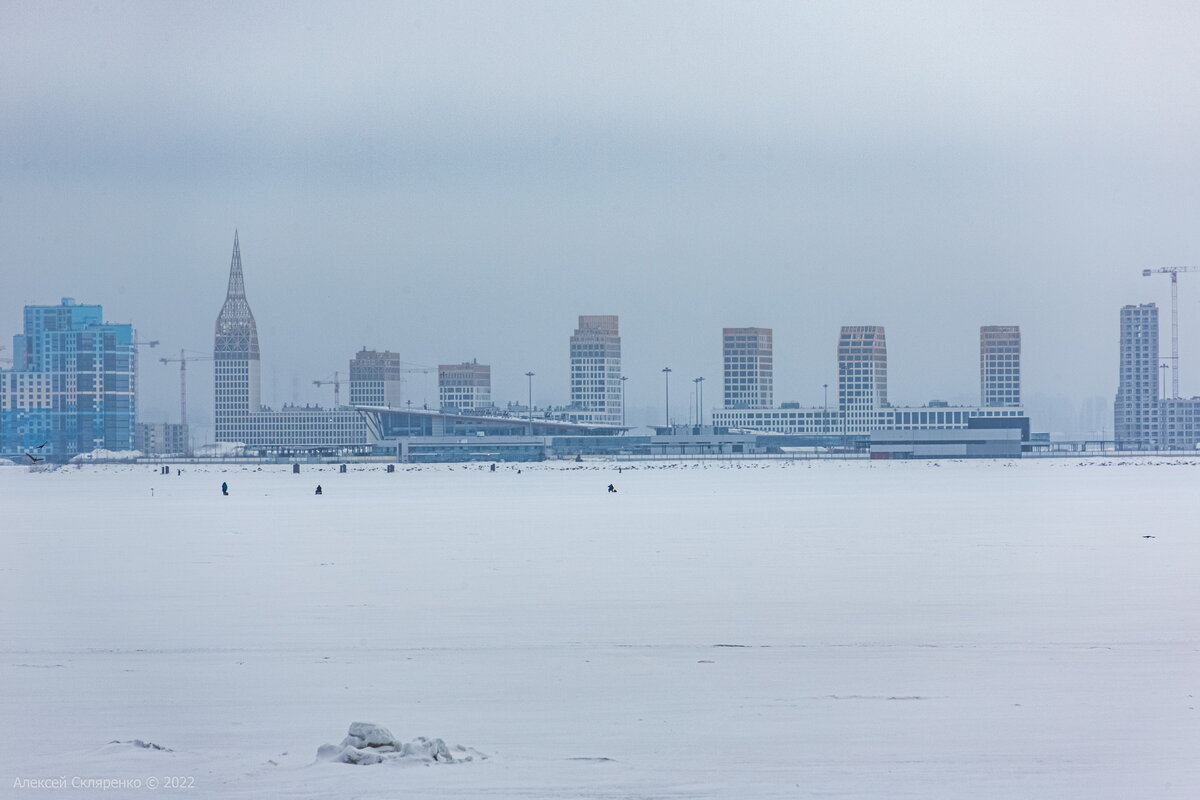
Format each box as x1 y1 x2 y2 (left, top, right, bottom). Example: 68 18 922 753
607 483 617 493
315 485 323 495
221 481 229 496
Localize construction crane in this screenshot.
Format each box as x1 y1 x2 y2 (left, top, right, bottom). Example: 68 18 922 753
397 363 435 407
315 363 436 408
313 371 343 407
160 349 213 426
1142 266 1200 399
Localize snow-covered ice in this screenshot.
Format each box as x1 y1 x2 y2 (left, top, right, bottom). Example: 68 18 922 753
1 458 1198 798
316 722 484 765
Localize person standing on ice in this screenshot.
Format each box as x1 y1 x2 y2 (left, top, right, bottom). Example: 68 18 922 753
221 481 228 496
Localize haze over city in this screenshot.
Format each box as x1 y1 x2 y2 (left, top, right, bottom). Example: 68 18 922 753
5 2 1200 438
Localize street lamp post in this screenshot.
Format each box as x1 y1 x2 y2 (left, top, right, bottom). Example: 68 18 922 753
662 367 672 429
823 383 828 434
620 375 628 428
838 363 847 446
525 371 535 433
1160 362 1169 450
694 377 705 428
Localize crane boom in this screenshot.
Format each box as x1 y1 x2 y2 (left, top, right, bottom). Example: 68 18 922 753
160 349 213 426
313 371 342 407
1142 266 1200 399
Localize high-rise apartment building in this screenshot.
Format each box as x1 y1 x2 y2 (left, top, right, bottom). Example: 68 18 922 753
350 349 404 407
213 233 261 442
981 325 1021 407
0 298 136 457
1114 303 1160 448
567 315 622 426
213 233 365 450
722 327 773 409
838 326 888 416
714 321 1024 436
439 360 492 413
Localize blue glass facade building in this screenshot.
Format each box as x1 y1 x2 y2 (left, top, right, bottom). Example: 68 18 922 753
0 298 136 458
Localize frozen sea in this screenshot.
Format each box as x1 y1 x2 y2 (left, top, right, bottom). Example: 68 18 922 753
1 457 1197 798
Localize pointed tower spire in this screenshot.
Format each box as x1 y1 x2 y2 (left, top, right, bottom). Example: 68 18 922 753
226 230 246 299
214 231 261 441
216 231 262 438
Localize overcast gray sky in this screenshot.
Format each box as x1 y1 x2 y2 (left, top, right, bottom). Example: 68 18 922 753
5 1 1200 437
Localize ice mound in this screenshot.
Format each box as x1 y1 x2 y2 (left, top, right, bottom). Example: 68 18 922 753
317 722 486 766
106 739 172 751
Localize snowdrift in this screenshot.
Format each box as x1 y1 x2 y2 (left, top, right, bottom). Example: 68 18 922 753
316 722 486 766
69 449 142 462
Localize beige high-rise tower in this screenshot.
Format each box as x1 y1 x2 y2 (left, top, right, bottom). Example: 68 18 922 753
568 315 622 426
980 325 1021 407
722 327 773 409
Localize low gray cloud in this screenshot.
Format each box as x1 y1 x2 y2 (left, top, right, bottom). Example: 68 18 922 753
4 1 1200 437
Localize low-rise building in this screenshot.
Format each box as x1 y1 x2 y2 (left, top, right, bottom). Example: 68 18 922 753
134 422 189 456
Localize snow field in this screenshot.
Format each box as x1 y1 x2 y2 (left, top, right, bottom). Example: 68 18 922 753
1 458 1197 798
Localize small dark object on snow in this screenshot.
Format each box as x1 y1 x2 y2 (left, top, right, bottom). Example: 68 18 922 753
607 484 617 493
221 481 229 496
1142 535 1156 539
315 485 323 495
109 739 172 751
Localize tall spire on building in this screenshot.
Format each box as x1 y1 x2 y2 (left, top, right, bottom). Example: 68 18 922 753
214 231 259 359
214 232 262 440
225 229 246 299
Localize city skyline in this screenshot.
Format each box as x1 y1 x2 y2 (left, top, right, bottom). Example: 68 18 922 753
4 239 1190 446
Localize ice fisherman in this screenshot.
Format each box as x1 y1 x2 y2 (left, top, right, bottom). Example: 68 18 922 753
315 485 323 495
607 483 617 493
221 481 228 496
